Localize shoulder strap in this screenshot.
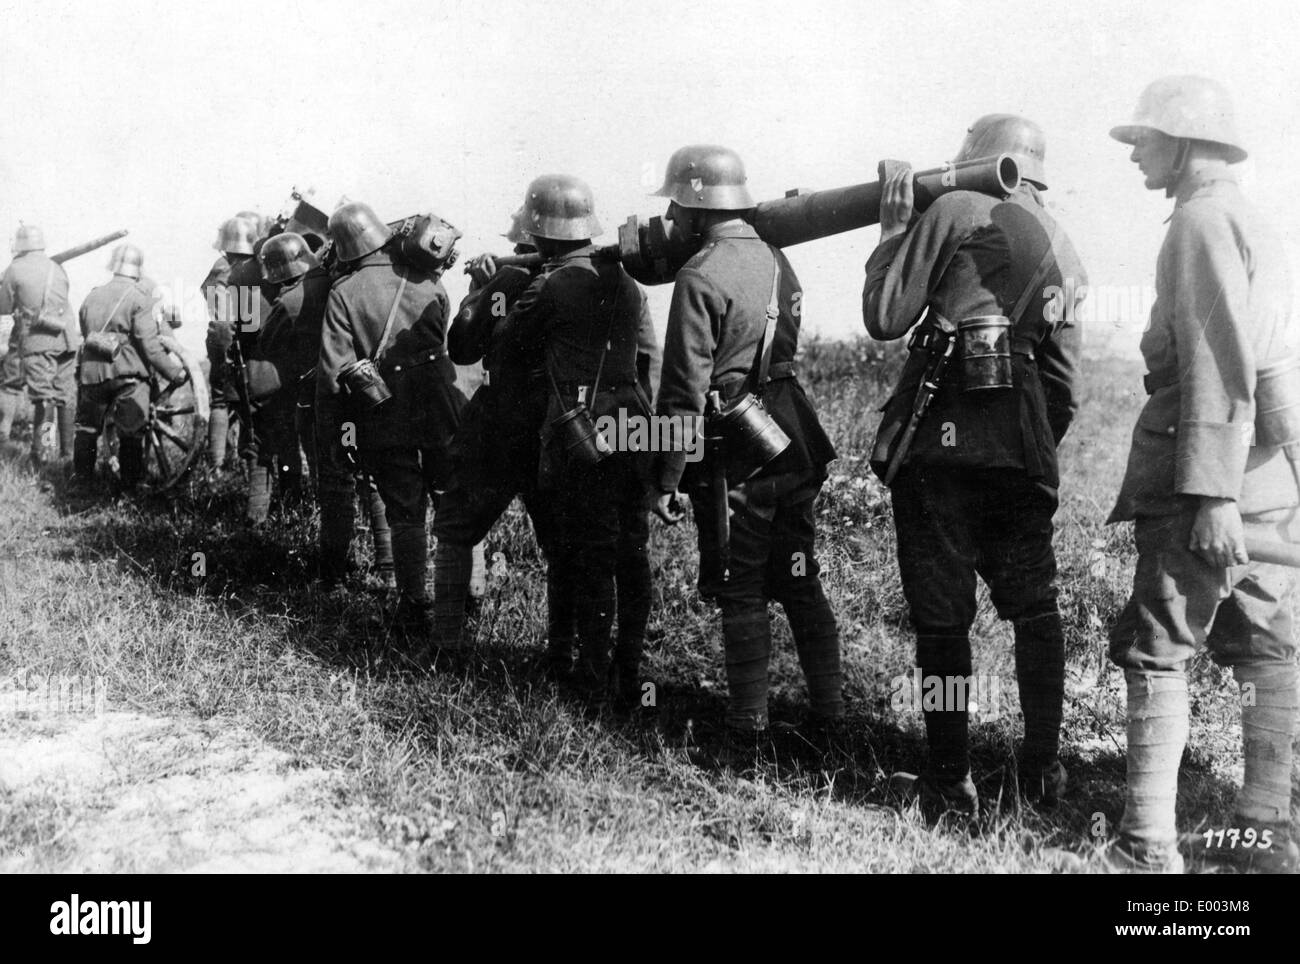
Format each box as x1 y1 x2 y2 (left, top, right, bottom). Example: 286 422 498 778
38 262 56 317
752 249 782 395
1008 220 1059 334
371 268 408 362
96 284 135 335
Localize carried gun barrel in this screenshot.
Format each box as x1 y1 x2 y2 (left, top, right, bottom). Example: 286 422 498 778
51 229 130 264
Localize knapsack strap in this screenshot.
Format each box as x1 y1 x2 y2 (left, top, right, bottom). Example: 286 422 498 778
1008 220 1059 335
371 268 408 362
752 249 782 396
97 286 135 335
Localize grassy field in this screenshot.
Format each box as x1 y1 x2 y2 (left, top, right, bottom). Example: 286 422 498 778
0 337 1289 872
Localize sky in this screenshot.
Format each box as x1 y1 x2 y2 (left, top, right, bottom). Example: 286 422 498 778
3 0 1299 358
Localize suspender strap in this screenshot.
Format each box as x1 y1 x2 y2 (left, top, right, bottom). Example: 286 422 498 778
97 287 134 335
371 269 408 362
1008 220 1059 333
752 250 782 396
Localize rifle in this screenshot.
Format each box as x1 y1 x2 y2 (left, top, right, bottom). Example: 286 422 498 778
706 390 731 583
882 326 957 486
227 317 257 447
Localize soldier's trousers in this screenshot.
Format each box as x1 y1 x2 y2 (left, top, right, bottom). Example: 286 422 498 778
359 446 442 604
3 349 76 459
315 415 392 582
890 465 1066 774
431 464 559 645
689 469 843 731
1109 508 1300 675
245 400 304 523
549 452 648 692
74 377 151 484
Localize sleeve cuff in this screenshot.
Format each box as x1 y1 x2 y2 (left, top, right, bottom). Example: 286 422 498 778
1174 420 1252 499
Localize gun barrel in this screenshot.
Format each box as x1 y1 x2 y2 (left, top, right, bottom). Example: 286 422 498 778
50 229 130 264
753 153 1020 248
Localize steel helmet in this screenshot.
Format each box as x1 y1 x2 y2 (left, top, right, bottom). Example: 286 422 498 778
259 232 319 283
11 223 45 254
235 210 265 237
521 175 602 241
955 114 1048 189
1110 75 1247 163
214 216 258 255
106 243 144 279
328 201 393 262
502 207 532 244
653 144 755 210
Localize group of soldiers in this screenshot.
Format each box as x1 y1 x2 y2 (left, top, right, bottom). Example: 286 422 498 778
3 73 1295 873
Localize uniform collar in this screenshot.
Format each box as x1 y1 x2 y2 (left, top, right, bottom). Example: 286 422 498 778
552 242 599 263
353 248 395 269
702 221 760 241
1173 168 1238 208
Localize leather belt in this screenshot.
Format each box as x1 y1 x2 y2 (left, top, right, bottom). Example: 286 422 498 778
1143 369 1179 394
389 350 446 374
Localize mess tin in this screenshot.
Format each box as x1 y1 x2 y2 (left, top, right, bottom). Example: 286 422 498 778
714 392 791 480
550 402 612 467
338 358 393 411
958 315 1013 392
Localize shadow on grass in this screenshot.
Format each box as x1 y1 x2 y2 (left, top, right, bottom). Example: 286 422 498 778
10 412 1244 862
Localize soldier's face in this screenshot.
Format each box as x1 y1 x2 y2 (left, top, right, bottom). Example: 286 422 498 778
1130 130 1181 191
664 201 694 242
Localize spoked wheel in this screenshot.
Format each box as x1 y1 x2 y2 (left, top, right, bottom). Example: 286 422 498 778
104 336 210 491
141 336 210 491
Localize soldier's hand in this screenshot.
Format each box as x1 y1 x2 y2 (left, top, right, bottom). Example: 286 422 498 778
1190 497 1249 568
653 490 686 525
466 254 498 290
879 159 915 242
171 368 190 387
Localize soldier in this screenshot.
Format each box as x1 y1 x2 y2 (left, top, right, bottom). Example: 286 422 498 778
202 216 258 470
434 207 658 698
72 244 186 487
861 117 1084 818
242 232 321 524
497 174 651 701
431 209 550 649
651 145 842 754
0 224 78 465
318 201 463 644
1103 77 1298 873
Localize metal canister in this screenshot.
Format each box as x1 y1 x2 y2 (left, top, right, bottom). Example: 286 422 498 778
719 392 792 479
958 315 1013 391
551 403 611 467
1255 356 1300 448
338 358 393 411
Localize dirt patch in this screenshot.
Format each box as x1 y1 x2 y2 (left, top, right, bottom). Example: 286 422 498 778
0 710 403 873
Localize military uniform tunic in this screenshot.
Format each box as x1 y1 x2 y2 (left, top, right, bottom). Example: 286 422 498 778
656 221 841 731
1108 170 1300 673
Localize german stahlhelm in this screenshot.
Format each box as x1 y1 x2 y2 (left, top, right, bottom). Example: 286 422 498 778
328 201 393 262
652 145 755 210
955 114 1048 189
106 243 144 280
259 232 319 283
214 216 258 255
11 223 45 254
520 175 602 241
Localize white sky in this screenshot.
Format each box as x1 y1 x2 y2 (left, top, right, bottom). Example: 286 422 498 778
3 0 1299 357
